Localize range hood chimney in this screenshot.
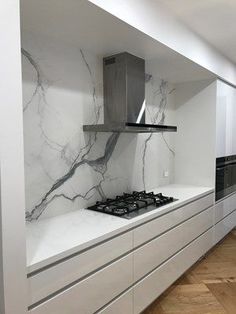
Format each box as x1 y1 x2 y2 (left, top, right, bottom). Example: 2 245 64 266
83 52 177 133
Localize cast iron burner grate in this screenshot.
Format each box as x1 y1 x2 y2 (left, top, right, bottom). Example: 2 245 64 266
86 191 178 219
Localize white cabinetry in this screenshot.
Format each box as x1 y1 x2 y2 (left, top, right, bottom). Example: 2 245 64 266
215 210 236 244
215 192 236 223
133 193 213 247
28 231 133 305
216 80 236 158
30 254 133 314
28 192 218 314
97 289 133 314
133 229 214 313
134 206 214 281
214 192 236 244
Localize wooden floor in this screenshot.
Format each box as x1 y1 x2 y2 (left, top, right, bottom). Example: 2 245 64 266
143 230 236 314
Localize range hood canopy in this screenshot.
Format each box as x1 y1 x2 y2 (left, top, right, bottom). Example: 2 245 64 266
83 52 177 133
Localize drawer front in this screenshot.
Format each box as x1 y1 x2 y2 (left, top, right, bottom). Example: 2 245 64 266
30 253 133 314
215 192 236 223
134 193 213 247
133 228 214 314
28 231 133 307
134 206 214 281
97 289 133 314
215 210 236 244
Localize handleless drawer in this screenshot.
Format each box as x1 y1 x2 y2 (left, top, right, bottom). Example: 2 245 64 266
215 192 236 223
134 206 214 281
215 209 236 244
133 228 214 314
134 193 213 247
29 253 133 314
28 231 132 306
97 289 133 314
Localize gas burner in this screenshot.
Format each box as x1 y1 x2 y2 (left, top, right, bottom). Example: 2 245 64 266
87 191 178 219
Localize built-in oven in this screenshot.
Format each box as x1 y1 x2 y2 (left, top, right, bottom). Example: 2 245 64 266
216 155 236 201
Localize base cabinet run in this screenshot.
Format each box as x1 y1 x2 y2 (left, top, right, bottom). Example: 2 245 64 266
215 209 236 244
97 289 133 314
28 191 236 314
133 206 214 281
133 228 214 313
29 254 133 314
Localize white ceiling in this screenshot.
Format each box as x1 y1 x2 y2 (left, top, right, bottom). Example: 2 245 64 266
157 0 236 64
20 0 214 83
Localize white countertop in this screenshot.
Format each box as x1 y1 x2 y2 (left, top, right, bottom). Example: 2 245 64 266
26 184 214 273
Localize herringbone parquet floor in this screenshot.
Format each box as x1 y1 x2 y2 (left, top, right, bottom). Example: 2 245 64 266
143 229 236 314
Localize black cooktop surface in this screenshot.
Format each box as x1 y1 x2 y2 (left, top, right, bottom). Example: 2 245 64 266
87 191 178 219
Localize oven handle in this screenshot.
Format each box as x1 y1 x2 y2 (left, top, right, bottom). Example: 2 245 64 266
216 167 228 171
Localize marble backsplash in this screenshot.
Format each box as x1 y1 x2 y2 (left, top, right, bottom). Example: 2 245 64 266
22 33 176 221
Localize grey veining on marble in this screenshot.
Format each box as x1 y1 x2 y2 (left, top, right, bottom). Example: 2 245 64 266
142 78 175 189
26 132 120 221
21 48 46 113
23 46 120 221
22 34 176 221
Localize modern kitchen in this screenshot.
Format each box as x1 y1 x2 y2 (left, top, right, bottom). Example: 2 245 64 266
1 1 236 313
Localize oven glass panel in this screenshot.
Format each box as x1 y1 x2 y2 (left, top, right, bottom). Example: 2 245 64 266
216 155 236 201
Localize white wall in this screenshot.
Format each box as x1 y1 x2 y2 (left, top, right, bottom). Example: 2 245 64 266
174 80 216 187
88 0 236 86
0 1 27 313
216 80 236 158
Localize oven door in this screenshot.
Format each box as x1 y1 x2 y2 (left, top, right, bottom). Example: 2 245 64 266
216 156 236 201
216 165 231 200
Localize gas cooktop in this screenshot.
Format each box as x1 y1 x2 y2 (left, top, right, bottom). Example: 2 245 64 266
87 191 178 219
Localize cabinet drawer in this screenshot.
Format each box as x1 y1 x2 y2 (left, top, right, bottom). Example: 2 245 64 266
215 192 236 223
215 210 236 244
133 228 214 314
97 289 133 314
134 206 214 281
28 231 132 306
29 253 133 314
134 193 213 247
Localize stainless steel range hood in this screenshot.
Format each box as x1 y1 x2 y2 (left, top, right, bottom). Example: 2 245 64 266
83 52 177 133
